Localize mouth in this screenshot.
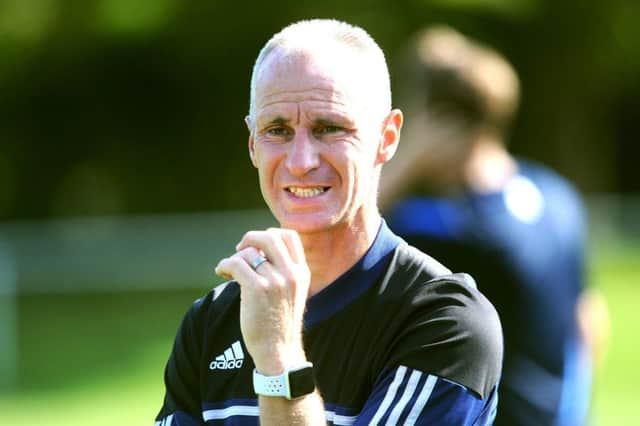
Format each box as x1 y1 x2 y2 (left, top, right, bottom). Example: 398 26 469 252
286 186 330 198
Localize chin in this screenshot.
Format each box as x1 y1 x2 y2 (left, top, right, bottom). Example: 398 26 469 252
276 212 339 234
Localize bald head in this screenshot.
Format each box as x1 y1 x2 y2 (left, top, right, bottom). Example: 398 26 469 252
248 19 392 126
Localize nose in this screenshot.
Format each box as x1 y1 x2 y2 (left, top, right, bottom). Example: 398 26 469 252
285 131 320 177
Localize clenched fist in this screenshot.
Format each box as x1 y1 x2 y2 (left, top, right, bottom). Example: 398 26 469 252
215 228 311 375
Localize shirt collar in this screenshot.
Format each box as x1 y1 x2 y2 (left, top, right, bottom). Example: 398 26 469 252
304 219 402 329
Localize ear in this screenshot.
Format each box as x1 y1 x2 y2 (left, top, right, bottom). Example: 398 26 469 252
245 115 258 168
376 109 403 165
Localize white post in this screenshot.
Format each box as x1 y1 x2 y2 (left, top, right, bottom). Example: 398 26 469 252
0 240 17 390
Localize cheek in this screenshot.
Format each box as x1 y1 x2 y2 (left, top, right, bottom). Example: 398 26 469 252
252 151 272 191
351 143 379 175
254 146 279 175
254 148 266 169
343 150 375 189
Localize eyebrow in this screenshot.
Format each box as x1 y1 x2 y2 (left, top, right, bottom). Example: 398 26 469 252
267 117 290 125
257 116 291 128
313 117 341 125
257 113 355 128
312 115 354 127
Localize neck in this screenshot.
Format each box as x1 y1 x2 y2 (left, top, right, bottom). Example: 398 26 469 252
463 133 517 193
299 213 381 296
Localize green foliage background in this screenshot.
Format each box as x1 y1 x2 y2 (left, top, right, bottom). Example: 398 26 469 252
1 0 640 220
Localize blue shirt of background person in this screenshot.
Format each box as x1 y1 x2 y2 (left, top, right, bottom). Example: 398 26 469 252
380 25 608 425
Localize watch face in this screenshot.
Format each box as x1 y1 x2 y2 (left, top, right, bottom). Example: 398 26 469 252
288 366 315 399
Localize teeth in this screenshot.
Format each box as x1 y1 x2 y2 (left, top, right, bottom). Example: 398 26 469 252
288 187 326 198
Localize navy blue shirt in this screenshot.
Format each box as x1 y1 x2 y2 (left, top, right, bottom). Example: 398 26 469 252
387 160 591 425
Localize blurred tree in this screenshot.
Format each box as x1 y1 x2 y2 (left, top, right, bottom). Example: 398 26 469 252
0 0 638 220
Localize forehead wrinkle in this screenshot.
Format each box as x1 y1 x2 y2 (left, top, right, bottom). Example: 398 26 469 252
258 99 353 122
257 92 346 108
258 103 352 128
255 104 304 125
258 97 349 112
258 89 349 109
256 80 359 126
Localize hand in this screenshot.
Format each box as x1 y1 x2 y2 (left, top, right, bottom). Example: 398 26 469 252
576 287 610 369
215 228 311 375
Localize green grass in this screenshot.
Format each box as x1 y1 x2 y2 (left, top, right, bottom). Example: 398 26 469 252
0 245 638 425
589 244 640 425
0 288 204 426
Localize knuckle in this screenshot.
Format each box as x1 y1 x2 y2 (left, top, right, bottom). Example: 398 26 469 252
255 277 286 294
280 270 295 283
254 275 271 288
240 246 259 258
268 273 288 290
266 227 280 234
242 230 258 241
221 256 236 266
264 231 279 245
283 228 298 239
230 252 244 262
266 228 287 244
266 228 280 242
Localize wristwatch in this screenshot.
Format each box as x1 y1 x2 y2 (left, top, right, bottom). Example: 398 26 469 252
253 362 315 400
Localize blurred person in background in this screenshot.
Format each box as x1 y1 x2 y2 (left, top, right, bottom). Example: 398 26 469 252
155 19 503 425
381 26 608 426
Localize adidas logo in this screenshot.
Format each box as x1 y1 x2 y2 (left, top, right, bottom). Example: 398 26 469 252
209 340 245 370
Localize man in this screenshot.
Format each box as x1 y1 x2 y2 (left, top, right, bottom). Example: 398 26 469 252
381 26 605 425
156 19 502 425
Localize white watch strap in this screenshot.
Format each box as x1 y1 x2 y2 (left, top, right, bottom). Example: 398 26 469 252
252 362 313 399
253 368 290 398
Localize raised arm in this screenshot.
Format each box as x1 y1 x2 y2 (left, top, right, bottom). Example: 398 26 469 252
215 228 326 426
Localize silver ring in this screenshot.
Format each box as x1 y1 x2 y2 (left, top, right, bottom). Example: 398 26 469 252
250 255 268 271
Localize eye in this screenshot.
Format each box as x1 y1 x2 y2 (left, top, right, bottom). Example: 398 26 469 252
314 125 345 135
265 126 292 138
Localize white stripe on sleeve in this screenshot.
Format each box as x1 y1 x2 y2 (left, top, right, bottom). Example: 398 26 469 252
203 405 260 420
325 409 358 425
155 413 174 426
385 369 423 425
369 366 407 425
404 374 438 425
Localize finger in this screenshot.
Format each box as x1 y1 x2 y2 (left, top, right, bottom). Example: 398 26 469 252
215 253 265 285
236 229 292 268
215 268 233 281
279 229 306 265
234 246 274 275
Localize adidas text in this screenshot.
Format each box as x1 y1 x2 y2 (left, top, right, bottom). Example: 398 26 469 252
210 359 243 370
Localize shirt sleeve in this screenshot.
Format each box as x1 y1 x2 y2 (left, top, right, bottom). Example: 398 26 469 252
155 298 207 425
353 365 498 425
387 273 504 399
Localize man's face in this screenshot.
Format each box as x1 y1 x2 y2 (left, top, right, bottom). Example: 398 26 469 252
248 47 389 234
